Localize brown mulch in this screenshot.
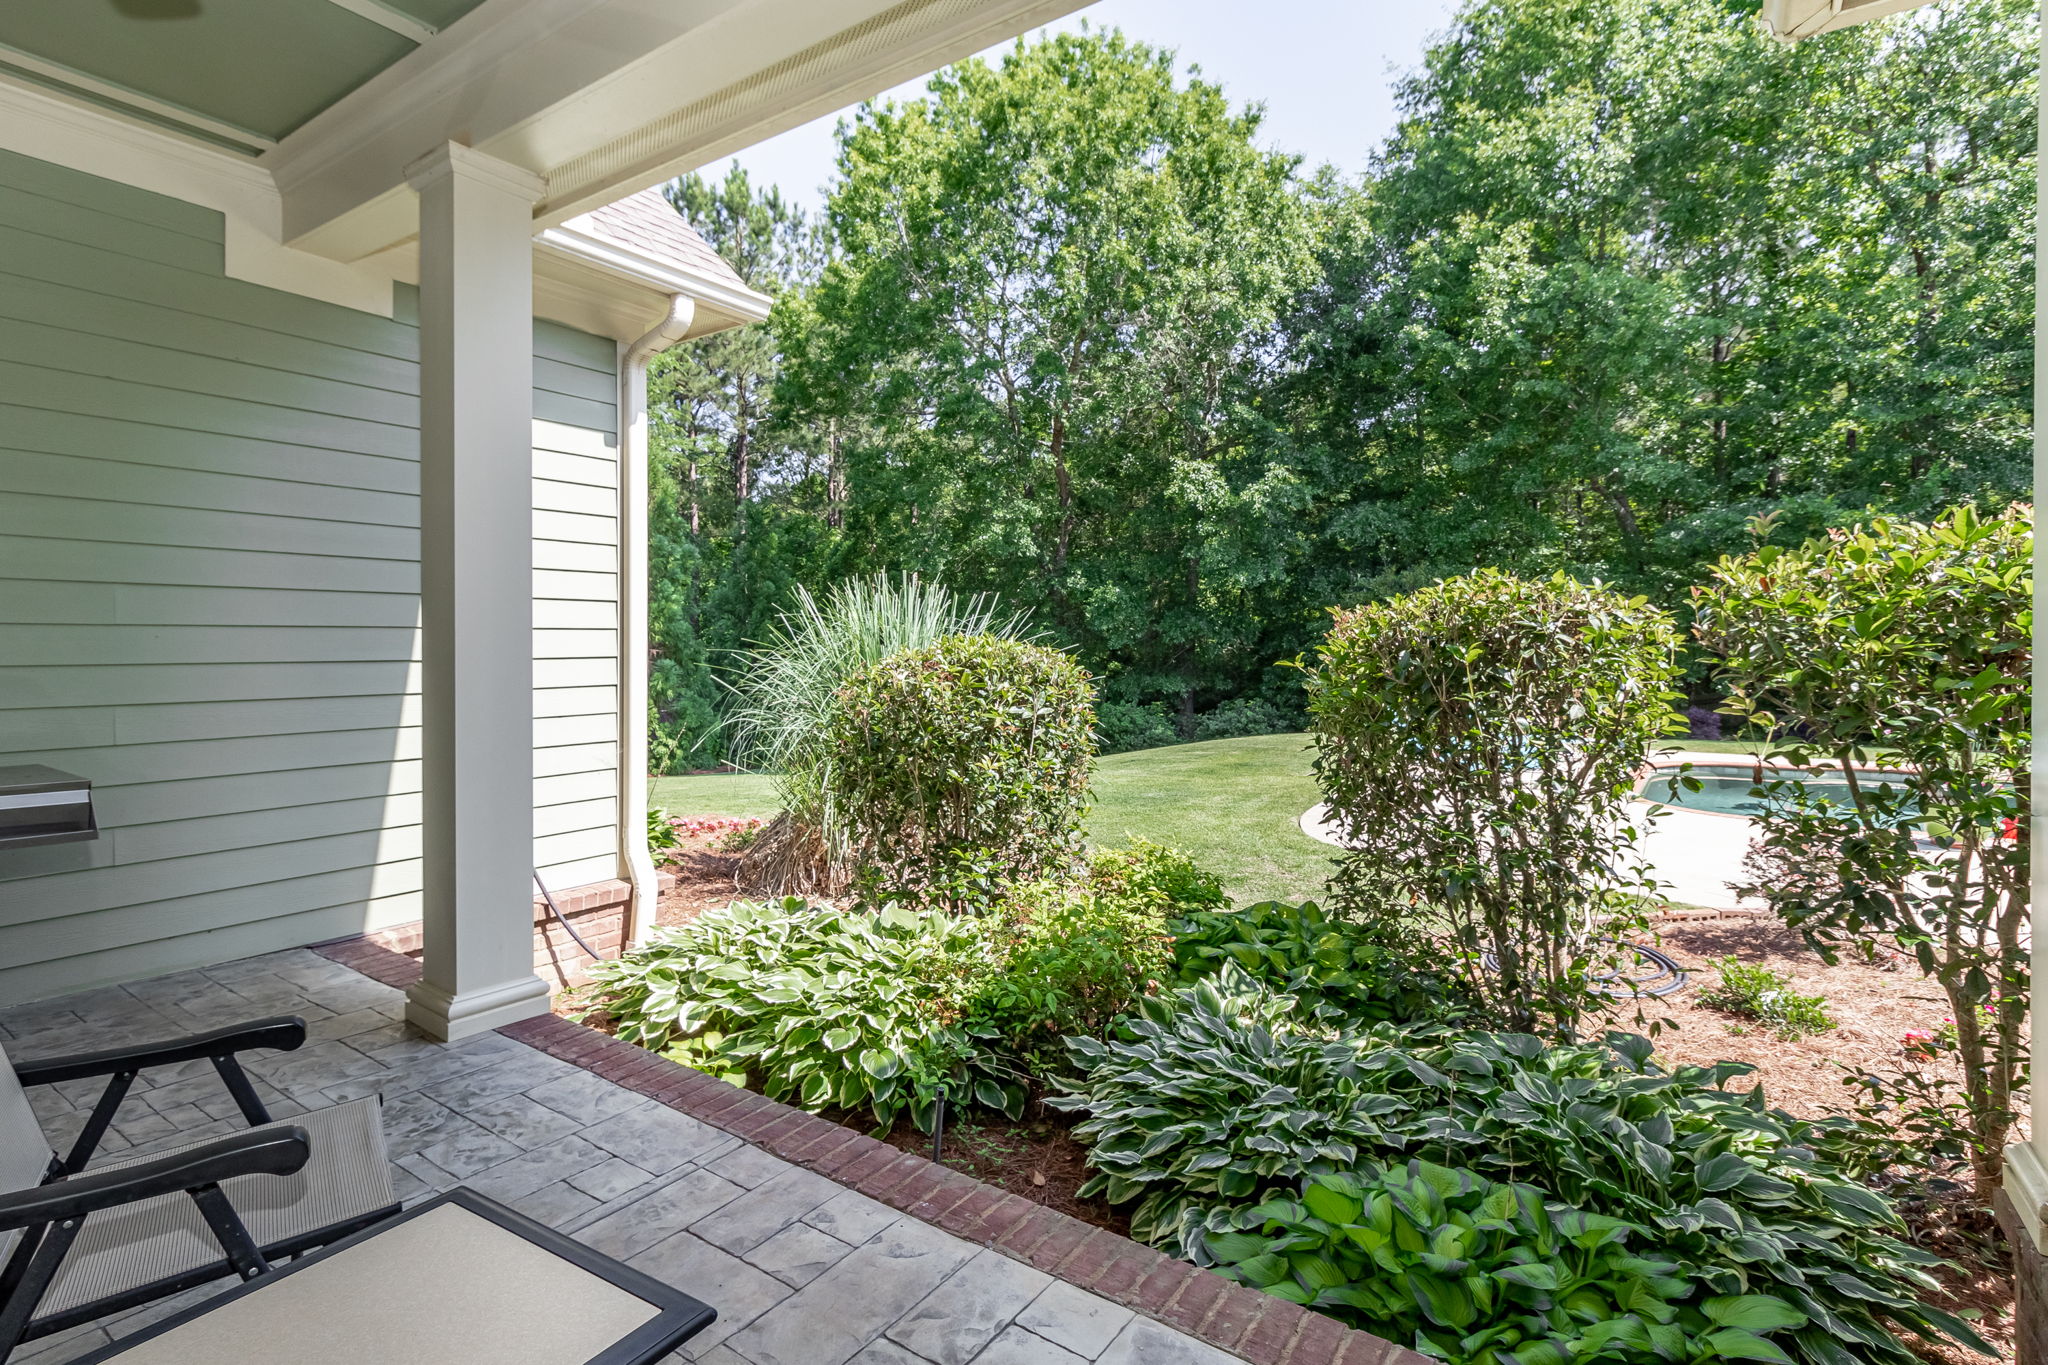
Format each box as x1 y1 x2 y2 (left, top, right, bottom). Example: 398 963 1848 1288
637 838 2018 1361
874 1106 1132 1236
1613 915 2015 1364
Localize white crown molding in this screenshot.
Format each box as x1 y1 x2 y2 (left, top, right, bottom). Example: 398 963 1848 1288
0 74 397 316
403 141 547 201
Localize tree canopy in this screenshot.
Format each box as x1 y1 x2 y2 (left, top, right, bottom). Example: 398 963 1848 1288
646 1 2034 765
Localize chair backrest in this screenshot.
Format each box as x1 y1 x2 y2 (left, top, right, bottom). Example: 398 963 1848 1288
0 1040 56 1198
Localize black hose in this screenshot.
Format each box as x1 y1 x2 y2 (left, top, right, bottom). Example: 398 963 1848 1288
533 867 602 960
1479 938 1689 998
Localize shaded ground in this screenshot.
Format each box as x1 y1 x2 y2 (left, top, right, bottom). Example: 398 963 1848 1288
875 1108 1132 1237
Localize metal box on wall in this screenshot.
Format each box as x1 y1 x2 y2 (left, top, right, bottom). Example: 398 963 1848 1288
0 765 97 849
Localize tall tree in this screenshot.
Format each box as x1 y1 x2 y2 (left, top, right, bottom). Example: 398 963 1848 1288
647 169 830 765
780 30 1321 726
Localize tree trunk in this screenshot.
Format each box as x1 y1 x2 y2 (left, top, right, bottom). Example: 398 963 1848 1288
825 421 846 530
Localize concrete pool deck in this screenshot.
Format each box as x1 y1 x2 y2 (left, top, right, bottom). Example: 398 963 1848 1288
1298 751 1781 913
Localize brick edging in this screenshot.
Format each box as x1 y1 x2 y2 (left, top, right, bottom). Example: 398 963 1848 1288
310 934 1423 1365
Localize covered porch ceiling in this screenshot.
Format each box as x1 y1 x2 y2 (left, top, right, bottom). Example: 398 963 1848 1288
0 0 1093 271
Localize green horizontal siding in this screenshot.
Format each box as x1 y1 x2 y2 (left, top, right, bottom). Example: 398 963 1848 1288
0 149 627 1004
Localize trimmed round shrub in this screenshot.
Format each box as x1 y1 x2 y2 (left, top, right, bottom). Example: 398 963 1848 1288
1306 570 1684 1035
827 634 1097 907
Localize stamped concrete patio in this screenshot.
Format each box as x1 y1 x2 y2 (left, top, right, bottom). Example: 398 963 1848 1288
4 942 1417 1365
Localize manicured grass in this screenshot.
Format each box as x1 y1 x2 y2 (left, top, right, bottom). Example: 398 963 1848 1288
649 770 781 819
1089 733 1338 906
650 733 1340 906
1660 738 1774 755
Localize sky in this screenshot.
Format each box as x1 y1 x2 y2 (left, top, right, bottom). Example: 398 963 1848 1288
697 0 1465 212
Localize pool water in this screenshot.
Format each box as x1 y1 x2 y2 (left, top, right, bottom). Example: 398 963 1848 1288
1635 763 1909 817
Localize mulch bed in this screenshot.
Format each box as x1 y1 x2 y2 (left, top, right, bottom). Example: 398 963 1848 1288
1611 914 2015 1364
638 828 2017 1362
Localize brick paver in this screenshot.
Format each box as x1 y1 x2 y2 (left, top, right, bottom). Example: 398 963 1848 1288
0 941 1425 1365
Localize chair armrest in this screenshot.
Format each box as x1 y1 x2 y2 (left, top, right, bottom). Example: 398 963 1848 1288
0 1126 311 1234
11 1017 306 1087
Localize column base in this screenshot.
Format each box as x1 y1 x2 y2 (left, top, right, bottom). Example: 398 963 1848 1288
405 972 552 1042
1997 1143 2048 1365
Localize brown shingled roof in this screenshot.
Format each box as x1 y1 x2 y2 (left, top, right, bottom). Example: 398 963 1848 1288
566 188 755 296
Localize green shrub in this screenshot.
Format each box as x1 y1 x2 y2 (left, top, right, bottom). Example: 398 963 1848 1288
1089 840 1228 917
1193 696 1298 742
647 807 683 857
1306 570 1686 1036
827 634 1097 907
726 574 1031 896
1053 979 1984 1365
968 883 1171 1073
1697 958 1835 1039
1094 699 1181 754
1169 899 1454 1025
1695 505 2029 1193
579 899 1022 1132
1208 1164 1805 1365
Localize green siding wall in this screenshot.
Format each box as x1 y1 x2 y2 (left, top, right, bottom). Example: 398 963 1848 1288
0 148 623 1005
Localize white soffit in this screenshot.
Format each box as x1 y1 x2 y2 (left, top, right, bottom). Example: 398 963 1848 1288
266 0 1092 262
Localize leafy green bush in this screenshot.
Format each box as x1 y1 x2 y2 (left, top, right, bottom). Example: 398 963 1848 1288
1053 979 1985 1365
1695 505 2030 1193
579 899 1022 1132
827 634 1097 907
1095 699 1181 754
1697 958 1835 1039
967 882 1171 1073
1306 570 1686 1035
1194 696 1298 742
1208 1164 1807 1365
647 807 683 857
726 574 1031 896
1169 899 1453 1025
1089 840 1228 917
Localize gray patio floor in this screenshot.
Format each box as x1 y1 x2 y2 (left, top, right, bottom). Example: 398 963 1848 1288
2 947 1250 1365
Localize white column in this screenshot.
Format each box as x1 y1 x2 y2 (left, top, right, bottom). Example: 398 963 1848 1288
2003 17 2048 1244
403 143 552 1043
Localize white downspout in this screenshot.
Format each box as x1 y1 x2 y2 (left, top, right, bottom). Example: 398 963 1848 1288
618 295 697 946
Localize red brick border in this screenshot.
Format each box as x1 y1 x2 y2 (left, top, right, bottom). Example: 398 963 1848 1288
310 934 1426 1365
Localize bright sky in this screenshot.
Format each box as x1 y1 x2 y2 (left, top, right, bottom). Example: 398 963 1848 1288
698 0 1466 211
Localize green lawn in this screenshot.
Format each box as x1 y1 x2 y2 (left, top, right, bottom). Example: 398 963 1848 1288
650 732 1340 906
650 770 781 819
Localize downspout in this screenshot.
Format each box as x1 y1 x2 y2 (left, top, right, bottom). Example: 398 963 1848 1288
618 295 696 945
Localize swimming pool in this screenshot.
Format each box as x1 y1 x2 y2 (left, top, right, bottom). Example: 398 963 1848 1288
1634 762 1911 817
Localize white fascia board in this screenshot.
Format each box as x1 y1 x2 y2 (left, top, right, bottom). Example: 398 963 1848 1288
1757 0 1936 41
0 74 397 316
267 0 1091 262
535 225 771 326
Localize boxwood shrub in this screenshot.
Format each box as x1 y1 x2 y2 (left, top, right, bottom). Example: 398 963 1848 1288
827 633 1097 907
1306 570 1685 1035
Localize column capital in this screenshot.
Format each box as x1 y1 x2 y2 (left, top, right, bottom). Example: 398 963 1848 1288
403 141 546 203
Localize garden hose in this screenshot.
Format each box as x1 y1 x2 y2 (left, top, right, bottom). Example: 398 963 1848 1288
1478 939 1689 999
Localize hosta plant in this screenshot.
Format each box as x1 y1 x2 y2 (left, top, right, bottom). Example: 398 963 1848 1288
1208 1163 1809 1365
1169 899 1456 1025
578 899 1024 1132
1054 978 1988 1365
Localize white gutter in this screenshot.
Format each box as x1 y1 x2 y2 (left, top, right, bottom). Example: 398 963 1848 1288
617 294 697 944
537 224 773 326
